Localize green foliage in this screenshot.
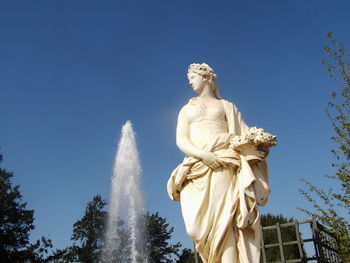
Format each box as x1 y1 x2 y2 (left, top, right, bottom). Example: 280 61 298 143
299 32 350 262
176 248 196 263
143 212 182 263
0 154 53 263
102 212 181 263
65 195 107 263
55 194 181 263
111 218 133 262
101 217 138 263
0 168 34 261
260 214 304 263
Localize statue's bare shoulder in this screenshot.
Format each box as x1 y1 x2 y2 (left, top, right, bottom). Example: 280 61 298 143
177 98 197 124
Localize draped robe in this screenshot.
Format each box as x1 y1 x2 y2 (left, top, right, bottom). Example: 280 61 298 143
167 100 270 263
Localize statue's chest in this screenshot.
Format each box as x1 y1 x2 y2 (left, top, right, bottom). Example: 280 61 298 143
187 101 226 123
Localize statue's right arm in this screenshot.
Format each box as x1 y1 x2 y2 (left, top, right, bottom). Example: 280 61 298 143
176 106 206 159
176 107 221 169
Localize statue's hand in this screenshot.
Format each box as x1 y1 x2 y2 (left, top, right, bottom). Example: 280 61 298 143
200 152 222 170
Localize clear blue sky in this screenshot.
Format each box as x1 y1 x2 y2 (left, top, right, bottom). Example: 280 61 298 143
1 0 350 251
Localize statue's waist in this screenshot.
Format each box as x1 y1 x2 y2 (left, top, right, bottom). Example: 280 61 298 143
190 122 228 146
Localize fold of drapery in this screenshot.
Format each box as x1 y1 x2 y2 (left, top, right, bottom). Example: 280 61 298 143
167 133 269 262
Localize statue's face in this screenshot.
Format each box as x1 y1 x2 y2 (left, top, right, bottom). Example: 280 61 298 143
188 73 206 94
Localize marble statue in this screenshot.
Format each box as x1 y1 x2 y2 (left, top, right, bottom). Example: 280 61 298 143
167 63 277 263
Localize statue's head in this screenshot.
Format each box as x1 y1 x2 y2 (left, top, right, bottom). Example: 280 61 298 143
187 63 217 81
187 63 221 99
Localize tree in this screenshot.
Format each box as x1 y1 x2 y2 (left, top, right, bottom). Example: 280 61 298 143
65 194 107 263
143 212 181 263
299 32 350 262
101 212 181 263
0 154 52 263
260 214 304 263
176 248 197 263
101 217 133 263
59 194 182 263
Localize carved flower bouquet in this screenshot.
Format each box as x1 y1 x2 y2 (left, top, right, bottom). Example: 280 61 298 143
230 127 277 160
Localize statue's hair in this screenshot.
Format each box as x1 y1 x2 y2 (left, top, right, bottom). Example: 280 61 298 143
187 63 217 80
188 63 222 99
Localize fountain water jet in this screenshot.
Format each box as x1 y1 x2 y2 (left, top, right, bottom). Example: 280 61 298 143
102 121 147 263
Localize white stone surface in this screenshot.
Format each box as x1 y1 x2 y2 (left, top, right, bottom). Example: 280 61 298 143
167 63 277 263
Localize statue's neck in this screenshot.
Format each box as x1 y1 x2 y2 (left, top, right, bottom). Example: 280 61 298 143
199 86 215 99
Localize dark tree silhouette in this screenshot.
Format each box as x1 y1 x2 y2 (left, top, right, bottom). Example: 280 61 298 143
0 154 52 263
143 212 182 263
